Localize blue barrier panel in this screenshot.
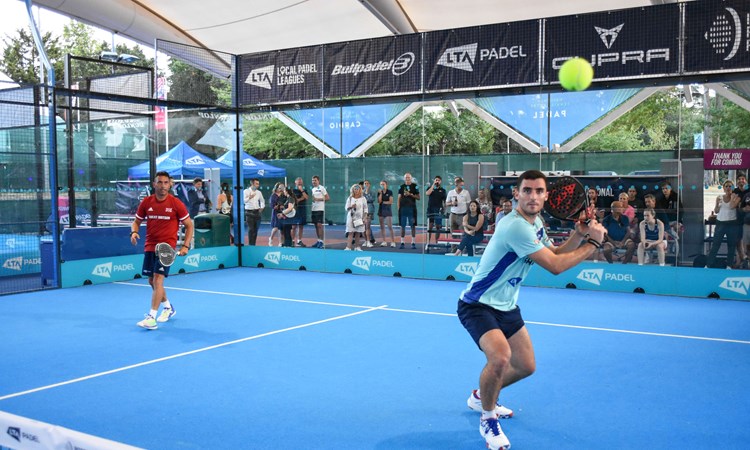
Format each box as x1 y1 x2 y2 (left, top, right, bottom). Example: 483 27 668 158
62 254 142 287
324 250 423 278
61 246 238 287
0 234 41 277
243 246 327 271
422 255 480 282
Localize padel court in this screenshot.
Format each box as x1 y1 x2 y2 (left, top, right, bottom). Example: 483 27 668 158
1 267 748 449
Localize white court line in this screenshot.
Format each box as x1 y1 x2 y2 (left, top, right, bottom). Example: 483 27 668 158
116 282 750 345
0 305 387 402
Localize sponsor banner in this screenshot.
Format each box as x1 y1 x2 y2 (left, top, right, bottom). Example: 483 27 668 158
325 251 423 278
323 34 421 98
472 88 641 146
61 247 237 287
424 20 539 91
243 246 326 272
0 251 42 277
544 3 679 83
703 149 750 169
239 45 323 105
685 0 750 73
527 262 750 300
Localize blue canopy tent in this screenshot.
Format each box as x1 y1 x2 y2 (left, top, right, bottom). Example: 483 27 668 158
215 150 286 178
127 141 232 179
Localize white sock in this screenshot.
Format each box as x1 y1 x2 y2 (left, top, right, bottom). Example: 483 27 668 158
162 300 172 309
400 238 404 243
481 410 496 421
149 309 158 318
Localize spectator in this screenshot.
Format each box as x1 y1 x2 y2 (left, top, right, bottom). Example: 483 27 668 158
618 192 635 224
447 177 472 232
706 180 740 269
644 193 669 226
656 181 683 236
310 175 329 249
268 182 284 246
453 200 485 257
733 174 748 266
377 180 396 247
586 187 605 220
426 176 447 247
292 177 309 247
361 180 376 247
397 172 420 249
345 184 368 251
627 186 645 217
188 177 211 218
495 199 513 223
243 178 264 246
276 185 297 248
739 176 750 267
637 208 667 266
476 188 493 228
216 182 233 244
602 201 635 264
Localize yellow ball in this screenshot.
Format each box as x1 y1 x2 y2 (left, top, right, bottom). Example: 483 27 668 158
558 57 594 91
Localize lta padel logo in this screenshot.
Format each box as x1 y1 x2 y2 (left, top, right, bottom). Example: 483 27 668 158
577 268 603 286
351 256 394 271
183 253 201 268
91 262 135 278
246 65 274 90
454 262 478 277
719 277 750 295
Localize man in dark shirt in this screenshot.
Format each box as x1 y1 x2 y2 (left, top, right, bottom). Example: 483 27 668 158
398 172 420 249
425 175 447 246
602 201 635 264
733 174 748 265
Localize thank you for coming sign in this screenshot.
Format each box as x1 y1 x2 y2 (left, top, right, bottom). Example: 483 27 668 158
703 149 750 169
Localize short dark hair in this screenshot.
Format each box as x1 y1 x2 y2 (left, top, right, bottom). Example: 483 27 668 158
154 171 170 180
312 175 320 181
516 170 547 189
193 177 203 184
250 178 259 184
434 175 442 181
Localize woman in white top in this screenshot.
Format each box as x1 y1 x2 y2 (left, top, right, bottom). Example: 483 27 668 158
345 184 368 251
706 180 741 269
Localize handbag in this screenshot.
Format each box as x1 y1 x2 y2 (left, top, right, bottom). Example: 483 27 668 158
353 218 364 227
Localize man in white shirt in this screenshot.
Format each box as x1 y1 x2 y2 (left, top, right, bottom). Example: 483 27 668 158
243 178 265 245
310 175 329 248
447 177 472 231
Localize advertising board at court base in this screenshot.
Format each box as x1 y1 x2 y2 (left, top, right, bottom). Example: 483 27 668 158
703 149 750 169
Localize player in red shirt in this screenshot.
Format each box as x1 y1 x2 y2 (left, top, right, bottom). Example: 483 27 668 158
130 171 194 330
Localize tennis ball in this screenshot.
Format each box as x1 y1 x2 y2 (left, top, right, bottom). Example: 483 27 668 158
558 57 594 91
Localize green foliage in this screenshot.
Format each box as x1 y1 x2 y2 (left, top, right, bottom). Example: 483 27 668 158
243 116 319 159
707 98 750 148
0 28 63 84
167 59 231 107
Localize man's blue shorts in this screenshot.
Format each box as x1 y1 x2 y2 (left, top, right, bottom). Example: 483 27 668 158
457 300 525 349
142 251 171 278
399 206 417 227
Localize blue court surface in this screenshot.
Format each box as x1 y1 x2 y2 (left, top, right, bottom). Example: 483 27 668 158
1 267 748 449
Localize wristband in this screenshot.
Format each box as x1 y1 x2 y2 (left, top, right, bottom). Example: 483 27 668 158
130 231 138 236
586 238 602 249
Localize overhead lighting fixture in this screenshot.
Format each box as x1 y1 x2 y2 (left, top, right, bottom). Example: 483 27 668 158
118 54 140 64
99 51 118 62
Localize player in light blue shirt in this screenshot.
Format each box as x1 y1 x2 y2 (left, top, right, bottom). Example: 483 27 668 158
458 170 607 450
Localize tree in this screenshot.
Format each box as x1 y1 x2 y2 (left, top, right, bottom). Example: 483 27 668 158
0 28 64 84
243 116 318 159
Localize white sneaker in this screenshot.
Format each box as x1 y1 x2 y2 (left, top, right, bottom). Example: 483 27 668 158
355 247 363 251
480 417 511 450
390 242 397 248
380 242 387 247
344 247 352 251
157 307 176 323
365 241 373 248
268 238 273 246
467 390 514 418
137 314 157 330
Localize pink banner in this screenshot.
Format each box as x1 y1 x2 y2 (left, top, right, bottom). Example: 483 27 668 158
703 149 750 169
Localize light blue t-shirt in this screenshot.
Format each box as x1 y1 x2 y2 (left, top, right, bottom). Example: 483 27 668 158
459 209 553 311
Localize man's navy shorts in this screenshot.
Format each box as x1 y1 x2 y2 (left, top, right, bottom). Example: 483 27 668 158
457 300 525 349
142 251 171 278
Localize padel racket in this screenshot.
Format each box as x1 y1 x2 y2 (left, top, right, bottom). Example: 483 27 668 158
155 242 177 267
544 176 589 222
